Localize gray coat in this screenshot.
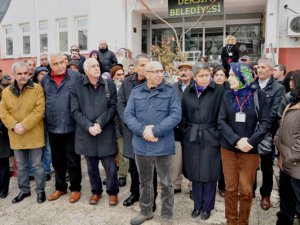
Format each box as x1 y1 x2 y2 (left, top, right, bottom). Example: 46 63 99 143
71 76 117 157
181 82 225 182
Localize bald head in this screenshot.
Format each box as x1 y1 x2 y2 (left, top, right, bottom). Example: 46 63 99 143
99 40 108 50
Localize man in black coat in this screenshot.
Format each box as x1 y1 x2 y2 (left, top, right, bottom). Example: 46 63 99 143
255 58 286 210
98 40 118 72
117 54 158 210
71 58 119 206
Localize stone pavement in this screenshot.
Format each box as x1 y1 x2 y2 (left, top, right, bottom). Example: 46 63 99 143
0 158 281 225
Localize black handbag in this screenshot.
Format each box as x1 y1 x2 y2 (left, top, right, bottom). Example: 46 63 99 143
254 90 272 155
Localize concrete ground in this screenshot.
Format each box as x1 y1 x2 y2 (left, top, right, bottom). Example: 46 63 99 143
0 158 281 225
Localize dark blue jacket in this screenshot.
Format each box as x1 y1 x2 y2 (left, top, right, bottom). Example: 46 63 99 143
124 82 182 156
41 69 82 134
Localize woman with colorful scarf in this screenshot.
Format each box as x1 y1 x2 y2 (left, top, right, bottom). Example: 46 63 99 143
181 62 225 220
218 62 271 225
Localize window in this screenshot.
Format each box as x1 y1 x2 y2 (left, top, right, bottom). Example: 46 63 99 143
57 18 68 52
4 26 13 56
39 21 48 53
20 23 31 55
76 17 87 51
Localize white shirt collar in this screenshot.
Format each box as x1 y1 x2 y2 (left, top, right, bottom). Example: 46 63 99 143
258 78 270 89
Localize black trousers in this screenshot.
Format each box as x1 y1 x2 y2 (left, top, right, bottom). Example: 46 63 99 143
49 132 82 192
277 171 300 225
0 157 10 194
128 158 158 199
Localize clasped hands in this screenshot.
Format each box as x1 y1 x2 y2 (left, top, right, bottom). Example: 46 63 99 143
13 123 26 135
143 125 158 142
235 137 253 152
89 123 102 136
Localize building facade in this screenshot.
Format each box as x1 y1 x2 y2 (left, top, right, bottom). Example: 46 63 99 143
0 0 299 74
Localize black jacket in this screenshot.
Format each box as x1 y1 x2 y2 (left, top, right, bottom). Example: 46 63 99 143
0 119 10 158
99 49 118 72
181 81 225 182
71 76 117 157
41 69 82 134
218 89 271 153
221 44 239 64
117 73 145 159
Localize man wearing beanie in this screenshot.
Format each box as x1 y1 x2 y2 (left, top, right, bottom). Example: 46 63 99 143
124 61 181 225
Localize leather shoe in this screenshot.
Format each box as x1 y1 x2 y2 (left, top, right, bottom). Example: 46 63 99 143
37 192 46 204
201 211 211 220
191 209 201 218
69 191 81 203
109 195 118 206
45 174 51 181
118 177 127 187
260 196 271 210
0 190 8 199
174 188 181 194
48 190 67 201
123 194 139 207
189 191 193 200
89 194 101 205
12 192 31 204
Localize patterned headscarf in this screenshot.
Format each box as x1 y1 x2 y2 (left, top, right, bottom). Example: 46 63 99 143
230 62 256 90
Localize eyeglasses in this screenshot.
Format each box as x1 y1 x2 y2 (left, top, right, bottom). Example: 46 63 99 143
179 68 192 72
146 70 164 74
71 48 79 52
115 73 125 76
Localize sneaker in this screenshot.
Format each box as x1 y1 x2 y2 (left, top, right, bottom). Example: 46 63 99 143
130 213 154 225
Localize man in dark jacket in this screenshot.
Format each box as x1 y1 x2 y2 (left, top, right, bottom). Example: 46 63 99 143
255 58 286 210
41 53 82 204
71 58 119 206
124 61 181 225
98 40 118 72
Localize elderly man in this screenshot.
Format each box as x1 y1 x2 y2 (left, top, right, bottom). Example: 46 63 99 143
39 53 50 69
98 40 118 72
124 61 182 225
0 61 46 204
254 58 285 210
41 52 82 203
71 58 119 206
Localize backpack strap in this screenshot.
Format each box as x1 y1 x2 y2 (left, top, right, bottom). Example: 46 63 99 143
253 90 260 120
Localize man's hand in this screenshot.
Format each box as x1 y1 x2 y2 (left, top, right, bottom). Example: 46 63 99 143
235 137 253 152
89 123 102 136
143 125 158 142
13 123 26 135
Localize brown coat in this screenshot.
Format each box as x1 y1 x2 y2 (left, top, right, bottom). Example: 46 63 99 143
274 102 300 179
0 81 45 150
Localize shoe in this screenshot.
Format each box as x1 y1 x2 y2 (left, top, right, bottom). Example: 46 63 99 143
253 192 256 199
29 176 34 181
260 196 271 210
37 192 46 204
45 174 51 181
89 194 101 205
219 190 226 197
48 190 67 201
152 200 156 212
12 192 31 204
109 195 118 206
103 178 106 185
201 211 211 220
161 217 173 225
118 177 127 187
174 188 181 194
69 191 81 203
0 190 8 199
130 213 153 225
123 194 139 207
191 209 201 218
189 191 193 200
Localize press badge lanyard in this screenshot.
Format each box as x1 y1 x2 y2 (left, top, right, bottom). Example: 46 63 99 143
227 45 233 57
235 92 252 123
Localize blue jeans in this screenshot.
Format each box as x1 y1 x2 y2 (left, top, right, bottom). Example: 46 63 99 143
14 148 45 193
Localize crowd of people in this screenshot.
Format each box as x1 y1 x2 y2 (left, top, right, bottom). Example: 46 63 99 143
0 36 299 225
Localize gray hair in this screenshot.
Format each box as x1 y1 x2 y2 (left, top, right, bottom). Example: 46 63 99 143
11 61 29 75
133 53 151 66
192 62 211 76
48 52 64 66
83 58 99 72
258 58 275 69
275 64 286 75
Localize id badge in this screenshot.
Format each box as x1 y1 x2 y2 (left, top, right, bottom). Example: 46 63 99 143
229 52 233 56
235 112 246 123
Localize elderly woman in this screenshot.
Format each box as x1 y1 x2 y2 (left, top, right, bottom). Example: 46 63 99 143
221 35 239 76
181 62 225 220
275 70 300 225
218 62 271 225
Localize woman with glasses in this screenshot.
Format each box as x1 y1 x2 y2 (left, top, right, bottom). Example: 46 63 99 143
181 62 225 220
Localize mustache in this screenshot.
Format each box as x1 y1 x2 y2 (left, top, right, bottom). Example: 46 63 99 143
180 74 187 78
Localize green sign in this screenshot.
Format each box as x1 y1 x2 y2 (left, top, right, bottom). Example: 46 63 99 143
168 0 224 17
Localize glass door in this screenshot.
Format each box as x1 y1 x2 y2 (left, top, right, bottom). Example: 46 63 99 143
204 27 224 62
